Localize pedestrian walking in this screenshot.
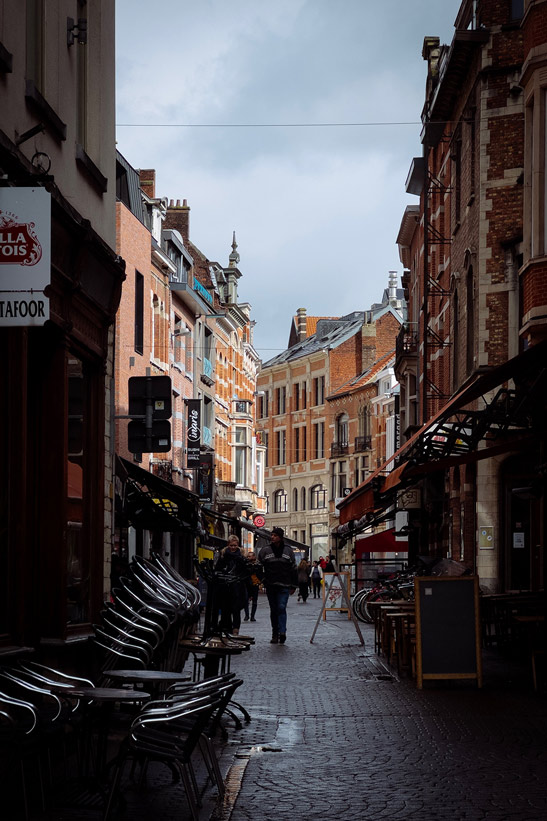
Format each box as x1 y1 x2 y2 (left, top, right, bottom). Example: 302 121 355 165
243 550 261 622
297 558 311 603
319 555 327 570
215 535 250 636
310 560 322 598
258 527 297 644
324 554 335 572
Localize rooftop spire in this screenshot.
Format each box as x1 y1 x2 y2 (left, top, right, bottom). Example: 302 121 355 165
229 231 240 267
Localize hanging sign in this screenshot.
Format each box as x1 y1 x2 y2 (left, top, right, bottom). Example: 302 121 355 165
199 452 214 502
186 399 201 466
0 187 50 326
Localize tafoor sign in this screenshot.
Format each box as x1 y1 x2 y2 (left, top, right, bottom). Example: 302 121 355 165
0 187 50 326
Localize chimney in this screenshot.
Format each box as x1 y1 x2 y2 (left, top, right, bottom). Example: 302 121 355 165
388 271 398 307
296 307 307 341
164 198 190 244
361 321 377 372
139 169 156 199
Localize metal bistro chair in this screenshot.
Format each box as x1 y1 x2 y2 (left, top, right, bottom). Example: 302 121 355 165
103 693 224 821
0 690 42 820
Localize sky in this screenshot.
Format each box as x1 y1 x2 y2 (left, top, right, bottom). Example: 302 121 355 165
115 1 456 362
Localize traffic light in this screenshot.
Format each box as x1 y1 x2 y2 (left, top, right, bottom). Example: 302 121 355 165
127 375 172 453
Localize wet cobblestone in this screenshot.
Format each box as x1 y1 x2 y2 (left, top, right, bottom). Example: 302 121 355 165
32 591 547 820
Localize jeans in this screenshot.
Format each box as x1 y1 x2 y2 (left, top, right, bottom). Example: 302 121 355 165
244 586 259 619
266 586 290 635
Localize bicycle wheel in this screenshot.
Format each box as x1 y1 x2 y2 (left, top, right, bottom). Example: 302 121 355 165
362 588 403 623
351 589 370 623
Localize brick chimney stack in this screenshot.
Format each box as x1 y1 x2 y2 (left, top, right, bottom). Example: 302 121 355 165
139 169 156 199
361 319 377 372
165 198 190 244
296 307 307 341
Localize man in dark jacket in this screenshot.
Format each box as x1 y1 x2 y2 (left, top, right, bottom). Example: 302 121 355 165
258 527 296 644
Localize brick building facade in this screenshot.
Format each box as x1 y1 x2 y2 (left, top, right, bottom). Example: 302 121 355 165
258 279 404 562
340 0 547 595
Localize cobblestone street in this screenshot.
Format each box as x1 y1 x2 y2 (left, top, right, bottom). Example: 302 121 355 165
37 590 547 821
209 591 547 821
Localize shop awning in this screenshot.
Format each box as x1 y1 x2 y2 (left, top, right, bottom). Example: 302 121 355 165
355 528 407 558
117 456 200 532
338 340 547 526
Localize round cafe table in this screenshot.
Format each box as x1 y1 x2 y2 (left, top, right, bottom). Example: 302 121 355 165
61 686 151 777
103 669 192 699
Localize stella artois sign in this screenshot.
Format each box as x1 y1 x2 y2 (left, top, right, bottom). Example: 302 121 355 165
0 187 50 326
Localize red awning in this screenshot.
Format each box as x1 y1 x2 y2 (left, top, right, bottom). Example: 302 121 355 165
338 340 547 526
355 528 407 558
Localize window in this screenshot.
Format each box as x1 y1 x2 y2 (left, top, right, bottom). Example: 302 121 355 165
26 0 44 91
301 382 307 409
276 386 286 415
293 426 306 463
466 268 474 375
235 426 248 486
313 376 325 406
173 316 184 366
453 133 462 225
511 0 524 20
264 432 269 467
258 391 269 419
301 530 306 544
355 455 369 487
313 422 325 458
293 383 300 410
301 486 306 511
293 488 298 512
256 450 264 496
331 461 347 499
310 484 327 509
336 413 349 446
274 489 287 513
134 272 144 355
275 429 286 465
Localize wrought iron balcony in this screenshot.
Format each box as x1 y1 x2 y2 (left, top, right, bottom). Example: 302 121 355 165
354 436 372 452
331 442 349 458
395 325 418 366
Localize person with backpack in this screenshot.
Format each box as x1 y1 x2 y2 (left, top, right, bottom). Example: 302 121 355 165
310 561 323 598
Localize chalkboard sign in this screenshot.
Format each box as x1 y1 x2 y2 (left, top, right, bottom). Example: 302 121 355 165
415 576 482 689
322 572 351 620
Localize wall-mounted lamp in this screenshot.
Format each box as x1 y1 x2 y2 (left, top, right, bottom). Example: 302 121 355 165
67 17 87 46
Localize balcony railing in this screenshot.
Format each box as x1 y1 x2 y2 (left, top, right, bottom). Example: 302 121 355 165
331 442 349 458
395 326 418 364
354 436 372 452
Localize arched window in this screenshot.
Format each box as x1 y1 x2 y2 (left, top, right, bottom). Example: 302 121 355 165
466 268 474 375
293 487 298 512
310 484 327 509
274 489 287 513
336 412 349 446
301 486 306 511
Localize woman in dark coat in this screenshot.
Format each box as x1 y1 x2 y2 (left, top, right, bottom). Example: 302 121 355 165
297 559 311 603
215 536 250 635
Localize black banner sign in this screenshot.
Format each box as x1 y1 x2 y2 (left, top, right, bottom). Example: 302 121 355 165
186 399 201 466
